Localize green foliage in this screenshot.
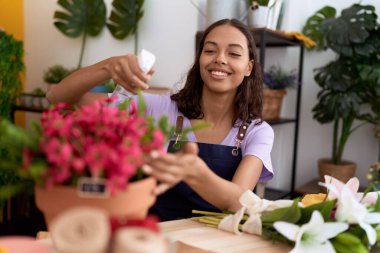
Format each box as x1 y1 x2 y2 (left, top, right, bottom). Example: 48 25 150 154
43 65 74 84
302 4 380 164
107 0 144 39
107 0 144 54
54 0 107 68
247 0 270 7
0 30 24 121
263 65 298 90
303 6 336 51
0 120 41 204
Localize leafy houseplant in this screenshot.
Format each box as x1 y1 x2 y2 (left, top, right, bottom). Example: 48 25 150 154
0 29 24 120
43 65 73 84
302 4 380 168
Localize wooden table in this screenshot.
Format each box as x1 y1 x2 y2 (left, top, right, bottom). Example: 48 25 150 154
160 219 291 253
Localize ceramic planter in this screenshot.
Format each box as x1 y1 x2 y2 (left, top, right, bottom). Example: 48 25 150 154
318 158 356 188
35 177 157 229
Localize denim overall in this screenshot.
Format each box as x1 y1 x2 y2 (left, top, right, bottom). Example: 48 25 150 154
149 116 251 221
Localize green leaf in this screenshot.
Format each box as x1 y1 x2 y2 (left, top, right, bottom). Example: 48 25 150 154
107 0 144 40
261 198 301 225
136 89 146 117
299 199 335 223
302 6 336 51
54 0 106 38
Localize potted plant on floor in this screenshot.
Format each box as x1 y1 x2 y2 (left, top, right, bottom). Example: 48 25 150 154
302 3 379 183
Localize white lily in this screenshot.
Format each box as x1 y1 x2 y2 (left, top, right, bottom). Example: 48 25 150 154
334 185 380 245
274 211 348 253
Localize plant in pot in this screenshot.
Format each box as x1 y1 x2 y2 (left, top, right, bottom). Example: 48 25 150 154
302 3 379 183
0 96 174 229
262 65 297 121
247 0 271 28
43 64 73 85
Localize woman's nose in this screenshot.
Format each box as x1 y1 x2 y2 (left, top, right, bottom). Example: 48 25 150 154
215 53 227 65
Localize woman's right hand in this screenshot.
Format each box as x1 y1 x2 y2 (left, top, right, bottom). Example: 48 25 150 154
105 54 155 93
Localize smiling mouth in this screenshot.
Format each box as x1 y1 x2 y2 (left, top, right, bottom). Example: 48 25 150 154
209 70 231 78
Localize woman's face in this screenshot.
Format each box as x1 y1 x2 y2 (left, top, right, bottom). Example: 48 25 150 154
199 24 253 94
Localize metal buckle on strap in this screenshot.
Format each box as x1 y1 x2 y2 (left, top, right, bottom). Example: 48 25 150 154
232 120 250 156
173 115 184 150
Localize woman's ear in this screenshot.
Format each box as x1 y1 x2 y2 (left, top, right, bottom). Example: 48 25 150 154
245 60 254 76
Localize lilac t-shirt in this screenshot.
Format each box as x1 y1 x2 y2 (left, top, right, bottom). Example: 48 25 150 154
129 93 275 182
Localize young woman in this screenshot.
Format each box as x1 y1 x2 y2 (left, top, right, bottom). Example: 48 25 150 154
47 19 274 221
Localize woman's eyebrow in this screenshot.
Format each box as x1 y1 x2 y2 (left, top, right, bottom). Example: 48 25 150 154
204 41 244 49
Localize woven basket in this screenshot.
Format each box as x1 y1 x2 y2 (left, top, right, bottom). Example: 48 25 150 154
262 89 287 120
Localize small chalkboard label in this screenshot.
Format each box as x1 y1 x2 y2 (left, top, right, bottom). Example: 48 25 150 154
77 177 110 198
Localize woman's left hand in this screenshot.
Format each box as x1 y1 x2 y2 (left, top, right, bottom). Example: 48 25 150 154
143 142 203 195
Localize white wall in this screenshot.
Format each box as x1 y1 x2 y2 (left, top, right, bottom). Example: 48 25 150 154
23 0 380 190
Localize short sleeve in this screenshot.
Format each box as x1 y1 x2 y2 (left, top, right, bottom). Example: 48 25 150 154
242 121 274 182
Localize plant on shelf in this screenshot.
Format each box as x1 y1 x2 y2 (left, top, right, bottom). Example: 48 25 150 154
261 65 298 121
263 65 297 90
107 0 145 54
302 3 380 182
247 0 270 9
43 65 74 85
53 0 107 69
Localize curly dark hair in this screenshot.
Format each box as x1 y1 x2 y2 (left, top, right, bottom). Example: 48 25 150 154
171 19 263 126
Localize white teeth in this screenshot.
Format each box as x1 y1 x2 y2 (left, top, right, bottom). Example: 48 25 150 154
211 71 228 77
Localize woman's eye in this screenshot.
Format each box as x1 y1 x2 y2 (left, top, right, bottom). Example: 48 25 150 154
204 49 215 54
229 52 242 57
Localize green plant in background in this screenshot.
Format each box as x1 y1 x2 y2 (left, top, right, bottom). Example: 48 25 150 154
107 0 145 54
303 4 380 165
54 0 107 69
43 64 74 84
263 65 298 90
247 0 270 7
0 30 24 121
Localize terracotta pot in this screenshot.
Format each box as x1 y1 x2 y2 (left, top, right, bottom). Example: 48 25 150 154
318 158 356 188
35 177 156 229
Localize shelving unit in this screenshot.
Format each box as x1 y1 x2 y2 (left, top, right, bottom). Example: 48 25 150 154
196 28 304 199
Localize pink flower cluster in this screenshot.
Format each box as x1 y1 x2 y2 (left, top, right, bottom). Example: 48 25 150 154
23 98 165 194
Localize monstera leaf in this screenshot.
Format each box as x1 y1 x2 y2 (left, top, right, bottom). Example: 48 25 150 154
107 0 144 41
302 6 336 51
312 59 362 124
322 4 377 57
54 0 106 37
54 0 107 68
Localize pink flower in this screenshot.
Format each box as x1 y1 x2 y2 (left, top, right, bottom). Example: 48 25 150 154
21 97 170 194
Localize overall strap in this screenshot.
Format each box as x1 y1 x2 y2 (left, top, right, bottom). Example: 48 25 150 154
232 118 251 156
